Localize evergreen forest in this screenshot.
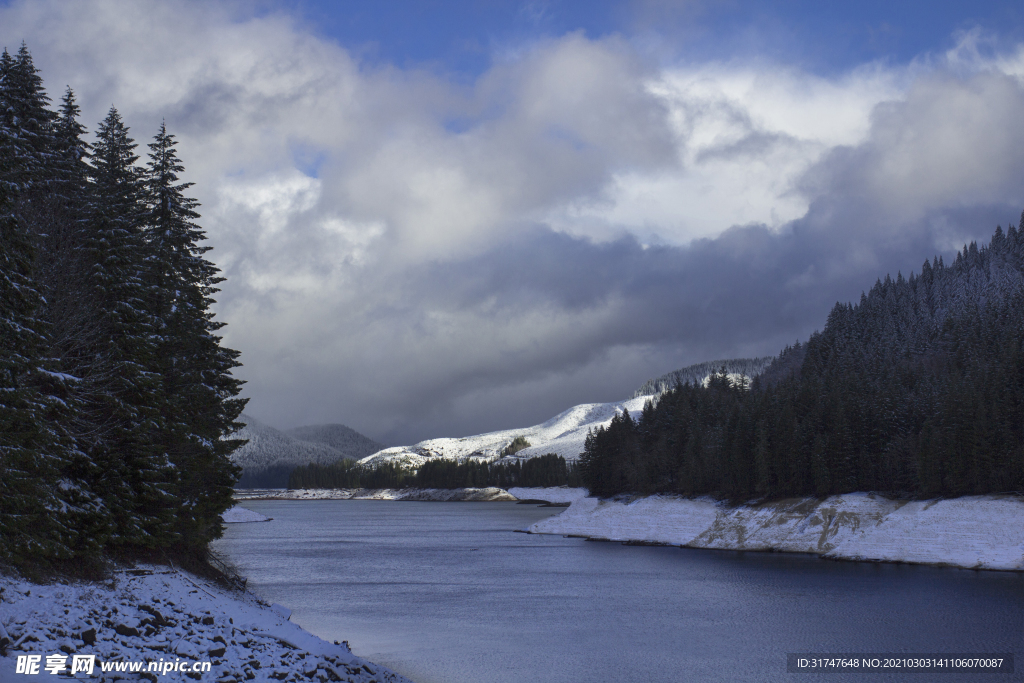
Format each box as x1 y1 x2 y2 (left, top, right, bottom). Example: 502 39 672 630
581 222 1024 500
0 45 246 570
289 453 582 490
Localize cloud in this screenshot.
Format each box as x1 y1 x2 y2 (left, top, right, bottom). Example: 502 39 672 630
3 2 1023 443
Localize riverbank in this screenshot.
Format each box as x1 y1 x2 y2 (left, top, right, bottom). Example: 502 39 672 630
234 487 516 502
526 492 1024 571
0 565 411 683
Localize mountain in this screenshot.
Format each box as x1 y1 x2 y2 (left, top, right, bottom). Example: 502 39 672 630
632 357 775 398
355 362 775 472
285 423 384 457
358 395 654 470
230 414 384 487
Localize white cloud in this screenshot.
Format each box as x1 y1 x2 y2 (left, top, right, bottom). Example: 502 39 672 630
548 62 903 244
4 1 1023 442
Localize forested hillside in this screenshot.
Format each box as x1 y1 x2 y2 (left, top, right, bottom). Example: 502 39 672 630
0 45 245 569
632 357 775 398
285 423 383 458
230 415 383 487
582 222 1024 500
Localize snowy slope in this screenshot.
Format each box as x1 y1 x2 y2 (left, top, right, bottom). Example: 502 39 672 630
528 493 1024 571
222 505 272 523
0 566 410 683
632 357 774 398
359 395 655 469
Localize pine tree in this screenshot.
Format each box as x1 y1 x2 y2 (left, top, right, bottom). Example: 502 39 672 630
0 44 56 194
82 107 176 552
0 164 78 562
144 122 245 553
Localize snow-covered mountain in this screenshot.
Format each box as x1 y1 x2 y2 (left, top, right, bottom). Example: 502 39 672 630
358 395 655 470
356 357 774 472
230 414 384 487
632 357 774 398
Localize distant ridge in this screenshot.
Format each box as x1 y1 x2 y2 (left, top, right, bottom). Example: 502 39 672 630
230 414 384 487
285 423 384 457
632 357 775 398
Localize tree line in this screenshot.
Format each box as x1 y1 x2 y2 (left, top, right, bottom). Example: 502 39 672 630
1 45 246 570
289 453 582 490
581 222 1024 500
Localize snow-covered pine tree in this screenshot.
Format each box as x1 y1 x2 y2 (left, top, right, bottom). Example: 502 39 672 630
0 45 57 193
144 122 245 554
42 88 99 381
0 45 107 566
83 107 176 552
0 143 78 563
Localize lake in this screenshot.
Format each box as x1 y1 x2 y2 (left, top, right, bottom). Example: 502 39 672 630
212 500 1022 683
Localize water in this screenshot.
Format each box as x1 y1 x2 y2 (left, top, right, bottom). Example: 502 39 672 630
213 500 1023 683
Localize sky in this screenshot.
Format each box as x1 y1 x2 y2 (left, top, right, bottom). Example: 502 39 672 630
2 0 1024 444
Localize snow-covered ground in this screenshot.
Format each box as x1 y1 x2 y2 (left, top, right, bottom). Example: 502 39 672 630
222 506 272 523
0 565 411 683
358 396 655 469
528 493 1024 571
234 488 516 502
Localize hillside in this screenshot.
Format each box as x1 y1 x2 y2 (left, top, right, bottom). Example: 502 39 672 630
632 357 775 398
355 359 778 473
358 395 654 470
286 423 384 457
581 220 1024 499
230 414 383 487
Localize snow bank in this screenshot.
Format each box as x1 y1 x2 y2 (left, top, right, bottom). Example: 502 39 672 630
234 487 516 502
222 506 272 523
0 566 411 683
528 493 1024 571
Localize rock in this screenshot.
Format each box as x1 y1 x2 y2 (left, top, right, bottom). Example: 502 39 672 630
202 616 215 626
140 605 168 626
80 628 96 645
114 624 140 637
209 647 226 658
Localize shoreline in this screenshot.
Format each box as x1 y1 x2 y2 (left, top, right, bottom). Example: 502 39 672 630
233 487 517 502
230 486 1024 571
523 491 1024 572
0 564 412 683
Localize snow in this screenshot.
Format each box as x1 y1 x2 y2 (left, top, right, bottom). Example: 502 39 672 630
528 493 1024 571
234 487 516 502
0 565 412 683
359 395 656 469
222 506 271 523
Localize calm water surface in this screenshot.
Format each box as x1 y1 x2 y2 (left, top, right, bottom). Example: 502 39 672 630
212 500 1022 683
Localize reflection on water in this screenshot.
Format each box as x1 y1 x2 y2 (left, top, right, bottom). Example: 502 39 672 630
214 500 1023 683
